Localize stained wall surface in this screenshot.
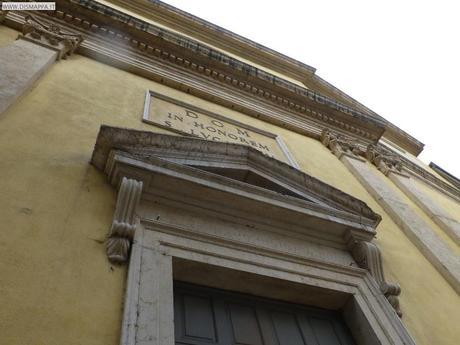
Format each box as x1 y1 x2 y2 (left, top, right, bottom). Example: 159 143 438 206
0 25 459 345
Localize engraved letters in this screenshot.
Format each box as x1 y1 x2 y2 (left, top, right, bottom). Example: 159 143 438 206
143 93 293 163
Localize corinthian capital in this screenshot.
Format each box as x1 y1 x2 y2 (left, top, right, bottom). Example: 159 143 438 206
20 15 83 60
366 145 406 176
321 129 364 160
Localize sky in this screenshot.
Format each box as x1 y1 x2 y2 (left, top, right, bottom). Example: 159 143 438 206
162 0 460 178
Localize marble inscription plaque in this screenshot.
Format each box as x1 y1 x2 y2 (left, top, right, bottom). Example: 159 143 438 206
143 91 298 166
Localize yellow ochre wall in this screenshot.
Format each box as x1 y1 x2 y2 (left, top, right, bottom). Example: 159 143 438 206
0 27 459 345
413 177 460 224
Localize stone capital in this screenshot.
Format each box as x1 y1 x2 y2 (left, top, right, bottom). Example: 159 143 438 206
19 15 83 60
366 144 408 177
320 129 365 161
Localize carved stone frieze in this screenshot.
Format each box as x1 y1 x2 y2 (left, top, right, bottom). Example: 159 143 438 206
20 15 83 60
351 241 402 317
107 177 143 264
320 129 365 160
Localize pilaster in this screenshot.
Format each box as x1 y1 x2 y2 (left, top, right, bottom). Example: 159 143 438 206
322 129 460 295
0 15 82 114
389 172 460 246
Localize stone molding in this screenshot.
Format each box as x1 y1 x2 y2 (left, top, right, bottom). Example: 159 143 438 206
19 15 83 60
2 3 425 154
107 0 317 82
90 126 415 342
4 2 385 143
429 162 460 190
113 0 424 156
123 226 416 345
322 130 460 295
92 125 381 228
107 177 143 263
65 0 381 136
351 241 402 317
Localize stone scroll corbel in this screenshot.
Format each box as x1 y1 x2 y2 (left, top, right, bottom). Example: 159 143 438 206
107 177 143 264
352 241 402 317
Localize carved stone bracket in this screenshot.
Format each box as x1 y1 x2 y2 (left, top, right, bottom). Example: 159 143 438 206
321 129 365 161
20 15 83 60
352 241 402 317
107 177 143 264
366 145 407 177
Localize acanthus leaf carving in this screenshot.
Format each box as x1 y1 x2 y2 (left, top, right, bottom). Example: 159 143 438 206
352 241 402 317
366 145 407 177
321 129 365 160
21 15 83 60
107 177 143 264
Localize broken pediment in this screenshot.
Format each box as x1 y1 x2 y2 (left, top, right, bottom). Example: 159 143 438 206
91 125 381 248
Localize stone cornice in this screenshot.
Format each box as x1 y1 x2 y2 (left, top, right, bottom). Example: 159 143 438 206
3 1 385 143
100 0 317 81
91 125 382 228
102 0 425 157
429 162 460 191
382 125 425 157
2 2 424 154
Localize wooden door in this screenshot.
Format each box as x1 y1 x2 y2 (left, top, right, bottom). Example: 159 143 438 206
174 282 355 345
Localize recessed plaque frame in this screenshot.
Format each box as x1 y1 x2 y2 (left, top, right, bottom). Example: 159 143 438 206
143 90 300 168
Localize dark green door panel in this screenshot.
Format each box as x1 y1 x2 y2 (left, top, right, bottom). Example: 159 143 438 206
174 282 355 345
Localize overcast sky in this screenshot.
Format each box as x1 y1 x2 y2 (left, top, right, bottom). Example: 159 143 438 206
162 0 460 178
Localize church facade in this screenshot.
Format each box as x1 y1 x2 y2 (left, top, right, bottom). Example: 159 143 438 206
0 1 459 344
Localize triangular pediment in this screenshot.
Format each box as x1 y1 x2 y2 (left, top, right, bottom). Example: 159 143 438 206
92 126 381 232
